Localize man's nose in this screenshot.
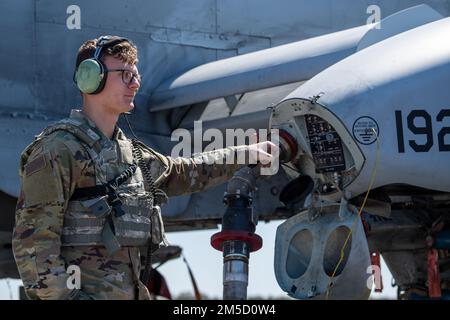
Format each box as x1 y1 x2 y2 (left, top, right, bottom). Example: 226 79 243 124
129 77 140 90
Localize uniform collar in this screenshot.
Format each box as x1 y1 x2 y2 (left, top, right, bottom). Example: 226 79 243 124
69 109 127 142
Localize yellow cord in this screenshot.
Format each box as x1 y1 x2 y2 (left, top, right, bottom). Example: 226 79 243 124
325 128 380 299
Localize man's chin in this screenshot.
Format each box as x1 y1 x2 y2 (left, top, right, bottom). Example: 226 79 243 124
124 103 135 113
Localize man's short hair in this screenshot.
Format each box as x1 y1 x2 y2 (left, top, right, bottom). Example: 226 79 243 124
75 36 139 68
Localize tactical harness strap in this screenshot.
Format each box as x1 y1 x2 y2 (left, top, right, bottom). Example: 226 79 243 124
70 162 138 218
39 118 103 153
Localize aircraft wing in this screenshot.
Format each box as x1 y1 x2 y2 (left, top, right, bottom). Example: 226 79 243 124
149 24 373 111
149 4 443 112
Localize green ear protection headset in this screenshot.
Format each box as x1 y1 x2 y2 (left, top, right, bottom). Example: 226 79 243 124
74 35 130 94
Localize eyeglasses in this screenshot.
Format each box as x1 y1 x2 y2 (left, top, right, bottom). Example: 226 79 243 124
106 68 142 86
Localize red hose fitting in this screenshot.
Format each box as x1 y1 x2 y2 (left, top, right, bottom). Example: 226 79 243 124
211 230 263 252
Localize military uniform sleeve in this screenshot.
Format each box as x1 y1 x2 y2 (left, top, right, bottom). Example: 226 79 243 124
12 137 85 300
145 145 250 197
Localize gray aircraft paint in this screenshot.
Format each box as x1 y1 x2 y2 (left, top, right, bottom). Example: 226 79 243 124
1 1 450 296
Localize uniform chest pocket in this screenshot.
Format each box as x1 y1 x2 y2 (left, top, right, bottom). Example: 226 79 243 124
118 193 153 218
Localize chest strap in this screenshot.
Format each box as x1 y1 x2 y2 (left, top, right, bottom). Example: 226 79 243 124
71 163 137 216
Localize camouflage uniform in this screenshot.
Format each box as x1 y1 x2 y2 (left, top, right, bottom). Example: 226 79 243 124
12 109 247 300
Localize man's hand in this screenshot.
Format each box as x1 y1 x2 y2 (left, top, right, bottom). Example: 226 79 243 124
248 141 278 166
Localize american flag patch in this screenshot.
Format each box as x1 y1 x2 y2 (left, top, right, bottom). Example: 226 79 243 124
25 154 47 177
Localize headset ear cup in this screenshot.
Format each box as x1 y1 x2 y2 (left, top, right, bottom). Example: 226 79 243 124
92 60 107 94
75 36 131 94
75 59 104 94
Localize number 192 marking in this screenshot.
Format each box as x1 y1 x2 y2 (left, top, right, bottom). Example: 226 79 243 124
395 109 450 153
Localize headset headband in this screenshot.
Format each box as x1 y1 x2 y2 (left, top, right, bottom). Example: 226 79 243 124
93 36 130 60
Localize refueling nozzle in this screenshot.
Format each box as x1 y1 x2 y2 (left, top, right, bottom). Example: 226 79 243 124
211 165 262 300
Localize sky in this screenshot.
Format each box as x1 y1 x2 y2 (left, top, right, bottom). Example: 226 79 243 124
0 220 397 300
